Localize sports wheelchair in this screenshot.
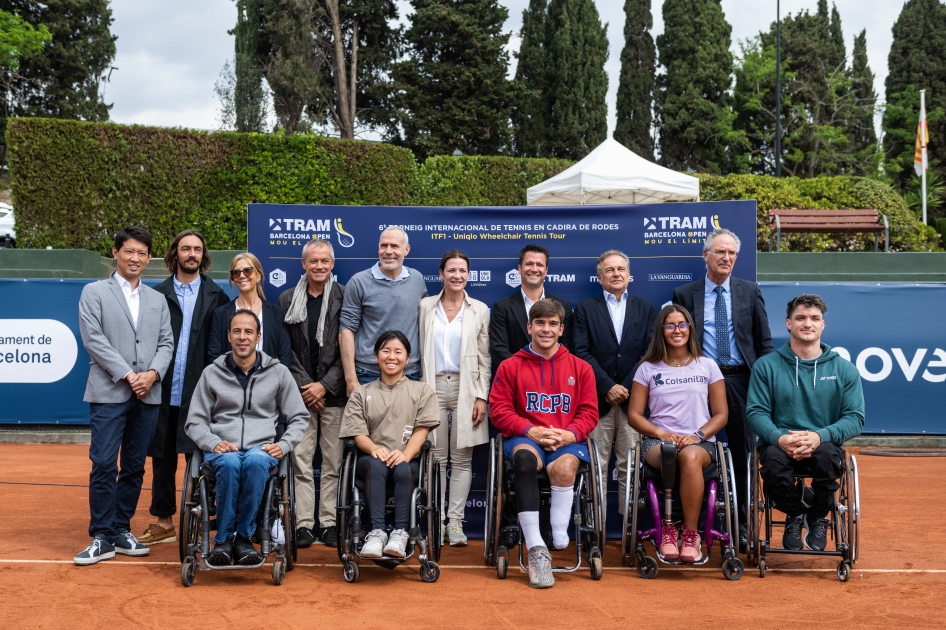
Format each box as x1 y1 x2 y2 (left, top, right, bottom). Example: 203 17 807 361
178 450 297 587
747 447 860 582
483 436 606 581
335 439 442 583
621 441 744 580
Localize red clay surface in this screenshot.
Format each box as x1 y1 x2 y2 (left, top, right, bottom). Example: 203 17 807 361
1 444 944 628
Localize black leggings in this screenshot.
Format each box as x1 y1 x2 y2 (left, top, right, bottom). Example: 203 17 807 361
513 449 540 512
357 456 418 530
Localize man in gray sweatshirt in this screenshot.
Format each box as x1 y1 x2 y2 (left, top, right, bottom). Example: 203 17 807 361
185 309 308 566
340 226 428 395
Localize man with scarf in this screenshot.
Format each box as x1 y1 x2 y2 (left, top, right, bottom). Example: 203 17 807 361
278 239 347 548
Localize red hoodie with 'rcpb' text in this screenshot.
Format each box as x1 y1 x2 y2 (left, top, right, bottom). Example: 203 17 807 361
489 344 599 442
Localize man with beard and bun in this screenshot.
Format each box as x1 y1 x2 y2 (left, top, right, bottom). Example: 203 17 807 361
141 230 229 546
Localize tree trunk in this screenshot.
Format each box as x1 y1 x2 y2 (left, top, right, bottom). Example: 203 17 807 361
324 0 355 139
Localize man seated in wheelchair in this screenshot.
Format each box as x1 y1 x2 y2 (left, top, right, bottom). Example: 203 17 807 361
488 299 598 589
339 330 440 559
746 294 864 552
184 309 309 566
628 304 728 562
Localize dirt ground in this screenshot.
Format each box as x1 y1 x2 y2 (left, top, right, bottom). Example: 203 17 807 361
1 444 944 629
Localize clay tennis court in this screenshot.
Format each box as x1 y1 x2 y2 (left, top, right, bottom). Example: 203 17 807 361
0 444 943 628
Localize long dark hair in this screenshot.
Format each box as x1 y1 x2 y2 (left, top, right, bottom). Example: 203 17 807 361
641 304 703 364
164 229 211 274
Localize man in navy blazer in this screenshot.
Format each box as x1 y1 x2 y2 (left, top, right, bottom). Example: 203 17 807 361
672 228 773 550
574 250 656 514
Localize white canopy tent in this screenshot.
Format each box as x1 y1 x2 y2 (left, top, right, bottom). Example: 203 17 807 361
526 138 700 206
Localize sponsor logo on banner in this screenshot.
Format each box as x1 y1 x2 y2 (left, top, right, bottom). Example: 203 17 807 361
649 273 694 282
0 319 78 383
334 218 355 247
590 275 634 283
546 274 575 283
505 269 521 288
833 347 946 383
642 214 716 245
270 268 286 287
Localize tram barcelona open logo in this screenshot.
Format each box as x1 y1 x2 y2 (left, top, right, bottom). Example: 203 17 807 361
268 217 354 248
642 214 720 246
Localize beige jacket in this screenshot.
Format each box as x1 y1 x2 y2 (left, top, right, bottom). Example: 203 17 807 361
419 291 491 449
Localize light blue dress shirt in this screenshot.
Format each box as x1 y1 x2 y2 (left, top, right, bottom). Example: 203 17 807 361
170 275 201 406
604 289 628 344
371 262 410 281
702 275 743 366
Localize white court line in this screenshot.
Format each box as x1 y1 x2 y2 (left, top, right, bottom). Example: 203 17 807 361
1 559 945 574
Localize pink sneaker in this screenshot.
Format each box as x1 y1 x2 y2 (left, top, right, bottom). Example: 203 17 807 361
679 526 703 563
658 524 679 560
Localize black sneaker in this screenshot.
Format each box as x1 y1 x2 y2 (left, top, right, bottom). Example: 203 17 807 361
782 514 805 550
319 526 338 548
296 527 316 548
208 536 234 566
234 534 263 565
805 517 830 551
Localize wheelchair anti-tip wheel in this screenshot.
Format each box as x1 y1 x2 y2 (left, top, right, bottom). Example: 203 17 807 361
590 548 603 581
343 560 360 583
180 558 195 587
837 561 851 582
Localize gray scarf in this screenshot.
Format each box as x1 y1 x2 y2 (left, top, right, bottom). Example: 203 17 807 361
284 274 333 346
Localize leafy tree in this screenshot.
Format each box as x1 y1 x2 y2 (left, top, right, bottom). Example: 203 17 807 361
390 0 511 158
733 38 791 175
657 0 737 174
510 0 549 157
0 8 49 74
613 0 654 159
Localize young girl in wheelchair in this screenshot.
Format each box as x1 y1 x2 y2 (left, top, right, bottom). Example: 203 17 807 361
339 330 440 559
627 305 728 563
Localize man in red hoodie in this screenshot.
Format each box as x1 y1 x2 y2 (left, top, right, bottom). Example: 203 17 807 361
489 299 598 589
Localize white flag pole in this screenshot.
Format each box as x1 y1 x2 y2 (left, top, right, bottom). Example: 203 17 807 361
921 89 928 225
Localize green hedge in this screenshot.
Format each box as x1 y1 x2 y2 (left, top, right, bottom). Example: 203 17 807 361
413 155 572 206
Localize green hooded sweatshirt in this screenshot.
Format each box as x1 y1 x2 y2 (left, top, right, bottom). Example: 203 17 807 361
746 342 864 446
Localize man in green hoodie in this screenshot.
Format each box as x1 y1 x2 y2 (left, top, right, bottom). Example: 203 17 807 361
746 294 864 552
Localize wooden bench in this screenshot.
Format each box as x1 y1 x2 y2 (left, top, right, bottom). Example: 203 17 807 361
767 209 889 252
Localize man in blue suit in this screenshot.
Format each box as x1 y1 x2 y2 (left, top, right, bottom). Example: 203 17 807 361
574 250 656 514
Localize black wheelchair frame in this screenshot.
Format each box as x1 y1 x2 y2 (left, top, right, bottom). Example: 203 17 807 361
178 450 298 587
335 439 442 583
483 436 607 581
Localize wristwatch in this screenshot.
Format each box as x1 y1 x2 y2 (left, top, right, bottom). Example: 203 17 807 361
694 430 706 442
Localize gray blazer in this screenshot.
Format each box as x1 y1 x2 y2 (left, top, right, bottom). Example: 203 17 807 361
79 273 174 404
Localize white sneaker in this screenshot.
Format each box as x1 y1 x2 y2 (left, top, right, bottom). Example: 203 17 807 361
361 529 387 558
446 520 468 546
383 529 410 558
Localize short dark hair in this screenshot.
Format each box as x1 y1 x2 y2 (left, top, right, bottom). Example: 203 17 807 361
529 298 565 323
786 294 828 318
374 330 411 356
229 308 261 335
439 249 470 272
518 244 549 265
114 226 153 256
164 229 211 274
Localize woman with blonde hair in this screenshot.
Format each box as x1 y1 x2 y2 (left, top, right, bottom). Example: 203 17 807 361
207 252 291 366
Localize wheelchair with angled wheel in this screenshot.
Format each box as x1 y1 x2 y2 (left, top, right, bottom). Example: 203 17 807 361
483 435 607 581
621 440 744 580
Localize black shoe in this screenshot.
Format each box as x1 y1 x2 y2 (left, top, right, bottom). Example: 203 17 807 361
296 527 316 548
234 534 263 565
739 531 748 554
782 514 805 551
208 537 234 566
805 517 830 551
319 526 338 547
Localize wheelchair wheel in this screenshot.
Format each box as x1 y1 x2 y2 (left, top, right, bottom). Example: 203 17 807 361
837 561 851 582
281 463 297 571
722 445 739 557
589 548 603 581
420 561 441 583
484 436 503 568
336 451 355 563
272 557 285 586
587 438 606 556
848 455 860 565
426 456 442 563
625 445 643 567
722 556 744 581
621 447 633 562
496 547 508 579
180 558 195 587
636 555 658 579
747 449 763 567
343 559 360 583
179 454 199 564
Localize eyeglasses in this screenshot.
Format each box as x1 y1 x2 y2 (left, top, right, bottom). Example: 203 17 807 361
663 323 691 331
230 267 255 278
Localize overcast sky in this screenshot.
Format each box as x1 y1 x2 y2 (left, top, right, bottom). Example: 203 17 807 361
105 0 905 137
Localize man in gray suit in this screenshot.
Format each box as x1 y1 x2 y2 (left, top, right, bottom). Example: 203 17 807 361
75 226 174 565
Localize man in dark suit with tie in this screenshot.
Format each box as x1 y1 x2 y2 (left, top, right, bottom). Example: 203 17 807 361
141 230 230 546
489 244 573 378
672 228 773 550
574 250 656 514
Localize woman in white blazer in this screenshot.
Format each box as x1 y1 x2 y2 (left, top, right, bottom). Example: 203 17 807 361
419 250 491 547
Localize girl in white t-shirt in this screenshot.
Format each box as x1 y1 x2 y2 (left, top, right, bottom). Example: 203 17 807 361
628 304 728 563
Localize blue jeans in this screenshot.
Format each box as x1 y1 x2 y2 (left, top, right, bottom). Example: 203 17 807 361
355 367 420 386
203 445 278 543
88 398 159 539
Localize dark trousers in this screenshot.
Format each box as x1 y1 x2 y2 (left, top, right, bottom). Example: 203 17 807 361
720 371 752 530
149 406 180 518
88 398 159 539
759 442 843 519
357 456 418 530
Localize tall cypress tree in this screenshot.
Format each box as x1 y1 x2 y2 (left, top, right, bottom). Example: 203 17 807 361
657 0 736 174
545 0 609 160
826 1 846 71
232 0 267 132
614 0 655 159
849 30 878 169
883 0 946 189
511 0 550 157
392 0 511 158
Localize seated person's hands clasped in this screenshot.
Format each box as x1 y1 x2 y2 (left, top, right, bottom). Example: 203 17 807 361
369 445 408 468
653 429 700 449
525 426 576 452
777 430 821 461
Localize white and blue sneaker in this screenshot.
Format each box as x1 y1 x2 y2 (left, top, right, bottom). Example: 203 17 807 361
114 529 150 556
74 536 115 566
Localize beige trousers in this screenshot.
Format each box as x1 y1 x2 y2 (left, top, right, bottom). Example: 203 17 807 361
430 374 475 523
589 405 640 516
292 406 344 530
